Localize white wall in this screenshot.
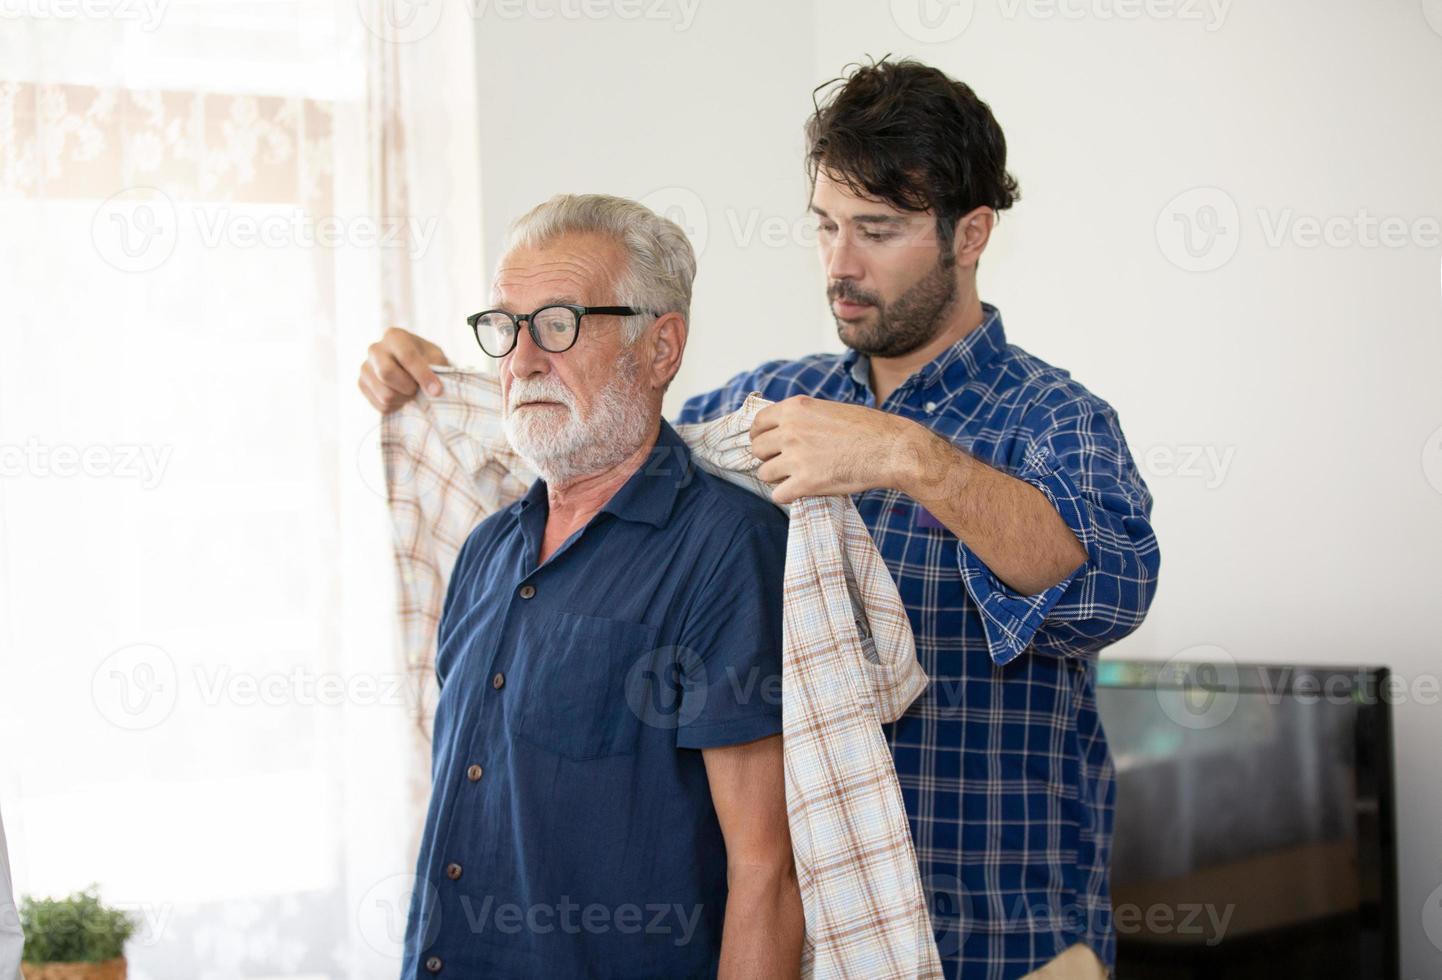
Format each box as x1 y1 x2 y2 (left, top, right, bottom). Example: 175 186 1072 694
463 0 827 389
468 2 1442 975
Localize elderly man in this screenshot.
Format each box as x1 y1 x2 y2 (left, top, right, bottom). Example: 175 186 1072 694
389 195 803 978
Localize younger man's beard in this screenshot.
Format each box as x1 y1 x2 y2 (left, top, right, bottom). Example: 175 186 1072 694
831 248 958 359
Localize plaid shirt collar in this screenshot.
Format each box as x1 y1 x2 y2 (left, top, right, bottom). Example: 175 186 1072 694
843 301 1009 396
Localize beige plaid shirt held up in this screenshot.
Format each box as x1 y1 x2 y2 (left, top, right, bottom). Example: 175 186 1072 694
383 367 944 979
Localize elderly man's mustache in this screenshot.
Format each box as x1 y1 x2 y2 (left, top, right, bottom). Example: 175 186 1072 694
508 380 576 412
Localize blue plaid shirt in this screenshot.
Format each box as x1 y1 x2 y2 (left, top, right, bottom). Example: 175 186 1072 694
674 303 1160 979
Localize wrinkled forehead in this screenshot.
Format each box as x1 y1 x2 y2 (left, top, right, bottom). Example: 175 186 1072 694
491 231 627 309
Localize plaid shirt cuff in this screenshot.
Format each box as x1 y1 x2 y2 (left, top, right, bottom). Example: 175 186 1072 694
956 449 1091 666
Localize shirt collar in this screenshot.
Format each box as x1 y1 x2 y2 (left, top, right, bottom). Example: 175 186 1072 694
843 301 1007 395
598 418 689 527
507 418 688 530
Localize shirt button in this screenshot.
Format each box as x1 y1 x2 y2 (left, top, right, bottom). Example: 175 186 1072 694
445 862 463 880
466 764 483 782
424 956 443 974
924 400 938 413
518 584 536 599
492 672 505 690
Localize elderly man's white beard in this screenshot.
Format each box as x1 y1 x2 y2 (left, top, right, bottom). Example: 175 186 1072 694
503 349 655 487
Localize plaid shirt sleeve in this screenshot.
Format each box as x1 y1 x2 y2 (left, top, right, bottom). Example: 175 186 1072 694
956 392 1160 666
678 394 945 979
382 367 535 727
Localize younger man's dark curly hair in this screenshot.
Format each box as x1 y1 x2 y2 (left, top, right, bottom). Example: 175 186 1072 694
804 57 1020 256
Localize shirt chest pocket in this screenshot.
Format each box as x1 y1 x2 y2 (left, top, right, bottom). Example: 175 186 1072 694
510 612 658 761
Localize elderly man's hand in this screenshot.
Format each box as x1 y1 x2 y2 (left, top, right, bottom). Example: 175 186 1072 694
358 327 450 413
749 395 924 505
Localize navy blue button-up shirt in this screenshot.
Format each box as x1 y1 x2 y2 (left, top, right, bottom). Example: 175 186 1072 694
402 418 788 979
676 304 1161 978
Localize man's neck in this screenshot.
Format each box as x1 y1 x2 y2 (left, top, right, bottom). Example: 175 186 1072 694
867 293 985 405
543 421 661 535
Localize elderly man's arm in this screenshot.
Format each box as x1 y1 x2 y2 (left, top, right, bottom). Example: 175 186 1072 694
702 733 803 979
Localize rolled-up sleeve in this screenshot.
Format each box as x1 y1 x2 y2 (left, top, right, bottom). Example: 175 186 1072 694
956 396 1160 666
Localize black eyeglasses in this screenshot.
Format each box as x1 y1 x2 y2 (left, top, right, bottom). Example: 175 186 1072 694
466 304 647 357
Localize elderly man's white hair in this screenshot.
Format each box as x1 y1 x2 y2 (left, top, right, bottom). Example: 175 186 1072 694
500 193 698 344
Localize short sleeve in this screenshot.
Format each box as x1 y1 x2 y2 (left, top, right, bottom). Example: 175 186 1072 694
673 518 788 749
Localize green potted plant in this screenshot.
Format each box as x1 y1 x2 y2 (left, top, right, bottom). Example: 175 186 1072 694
19 886 137 980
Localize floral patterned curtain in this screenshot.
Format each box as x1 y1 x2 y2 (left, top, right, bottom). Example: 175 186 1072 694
0 3 476 976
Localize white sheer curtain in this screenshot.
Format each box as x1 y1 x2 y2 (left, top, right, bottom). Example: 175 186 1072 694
0 3 481 976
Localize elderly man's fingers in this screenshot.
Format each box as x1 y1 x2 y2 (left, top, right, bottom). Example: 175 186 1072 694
389 328 449 396
365 346 417 396
363 328 449 403
358 362 410 413
356 371 386 413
